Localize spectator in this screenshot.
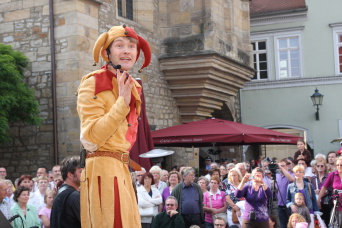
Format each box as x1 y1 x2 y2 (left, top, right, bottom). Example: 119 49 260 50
269 215 277 228
161 169 169 183
255 155 264 167
260 159 272 188
220 158 228 166
203 176 227 227
213 216 226 227
33 166 49 192
311 159 329 225
287 213 306 228
205 156 212 171
29 176 49 214
150 166 168 194
226 163 235 172
314 154 326 161
17 175 33 190
286 165 319 228
52 165 61 175
326 151 338 172
288 157 294 171
11 186 40 228
235 163 247 177
4 179 15 207
172 167 204 228
297 159 314 182
219 165 228 183
135 167 146 187
276 158 295 228
137 172 162 228
317 156 342 225
0 167 7 179
0 180 11 220
232 159 237 165
236 167 272 228
244 162 251 174
225 168 242 227
151 196 185 228
293 192 311 224
161 171 181 211
39 190 56 228
294 139 312 166
50 156 82 228
53 174 63 191
197 176 209 194
249 159 256 170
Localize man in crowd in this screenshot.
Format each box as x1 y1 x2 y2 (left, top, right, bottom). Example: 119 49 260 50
0 167 7 179
213 217 226 227
151 196 185 228
276 158 295 228
235 163 247 177
135 167 146 187
204 156 212 171
161 169 169 183
327 151 338 172
0 180 11 220
52 165 61 175
51 156 82 228
172 167 203 227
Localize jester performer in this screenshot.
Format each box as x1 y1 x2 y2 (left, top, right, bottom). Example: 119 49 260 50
77 25 151 228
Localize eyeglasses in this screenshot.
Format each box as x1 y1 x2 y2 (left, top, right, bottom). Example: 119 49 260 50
166 204 175 206
214 224 225 227
316 165 324 168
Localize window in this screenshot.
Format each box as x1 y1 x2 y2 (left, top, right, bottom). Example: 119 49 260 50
252 41 268 80
276 36 301 78
335 32 342 74
118 0 133 20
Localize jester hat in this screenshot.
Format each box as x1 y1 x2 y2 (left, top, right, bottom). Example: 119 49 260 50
92 25 151 72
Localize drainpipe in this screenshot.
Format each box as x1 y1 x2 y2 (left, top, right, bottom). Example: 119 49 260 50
49 0 58 165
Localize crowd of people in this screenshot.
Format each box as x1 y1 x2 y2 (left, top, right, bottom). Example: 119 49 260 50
0 139 341 228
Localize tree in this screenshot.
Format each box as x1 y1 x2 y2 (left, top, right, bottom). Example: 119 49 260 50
0 43 42 144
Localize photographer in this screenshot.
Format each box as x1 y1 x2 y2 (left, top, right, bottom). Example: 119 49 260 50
317 156 342 225
276 158 295 228
235 168 272 228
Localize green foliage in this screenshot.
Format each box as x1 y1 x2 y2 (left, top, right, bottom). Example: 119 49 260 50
0 44 42 144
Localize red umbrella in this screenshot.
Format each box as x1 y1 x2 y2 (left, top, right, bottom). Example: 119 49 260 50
152 118 302 147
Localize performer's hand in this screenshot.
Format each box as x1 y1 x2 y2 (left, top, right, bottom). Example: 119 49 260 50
117 69 134 107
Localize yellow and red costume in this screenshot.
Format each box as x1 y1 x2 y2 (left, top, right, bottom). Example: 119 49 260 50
77 25 151 228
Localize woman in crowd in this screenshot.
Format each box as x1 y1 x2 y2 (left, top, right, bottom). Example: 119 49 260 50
225 168 242 227
294 139 312 166
236 167 272 228
17 175 33 191
198 176 209 194
317 156 342 226
203 176 227 228
149 166 168 194
161 171 180 211
137 172 162 228
311 158 330 225
29 176 49 215
287 213 306 228
219 165 228 182
11 186 41 228
227 163 235 172
286 165 319 228
39 190 56 228
4 179 15 207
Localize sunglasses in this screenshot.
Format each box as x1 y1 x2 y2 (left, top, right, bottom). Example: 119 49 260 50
316 165 324 168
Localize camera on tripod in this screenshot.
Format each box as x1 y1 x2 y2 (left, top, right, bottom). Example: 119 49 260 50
266 157 278 175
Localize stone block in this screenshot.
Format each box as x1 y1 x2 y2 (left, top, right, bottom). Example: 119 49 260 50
54 24 77 39
180 0 194 12
4 9 30 22
32 61 51 72
1 1 23 12
37 132 53 144
0 22 14 33
54 1 76 14
42 5 49 15
38 46 50 55
170 12 191 25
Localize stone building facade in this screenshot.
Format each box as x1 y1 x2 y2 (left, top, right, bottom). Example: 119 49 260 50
0 0 254 180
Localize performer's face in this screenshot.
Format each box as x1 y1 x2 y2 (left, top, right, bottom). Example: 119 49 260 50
107 37 138 71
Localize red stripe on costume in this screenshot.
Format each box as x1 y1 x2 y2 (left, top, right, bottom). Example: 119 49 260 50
114 177 122 228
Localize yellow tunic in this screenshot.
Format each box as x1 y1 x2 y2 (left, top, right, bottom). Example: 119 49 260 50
77 68 142 228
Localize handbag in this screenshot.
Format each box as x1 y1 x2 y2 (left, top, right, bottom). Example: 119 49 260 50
208 192 227 224
231 208 239 224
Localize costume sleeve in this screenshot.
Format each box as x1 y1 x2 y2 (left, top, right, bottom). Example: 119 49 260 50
77 77 130 151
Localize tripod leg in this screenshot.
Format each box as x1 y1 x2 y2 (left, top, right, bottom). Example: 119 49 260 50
329 199 337 227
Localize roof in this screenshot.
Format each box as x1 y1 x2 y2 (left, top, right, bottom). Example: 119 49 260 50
250 0 307 16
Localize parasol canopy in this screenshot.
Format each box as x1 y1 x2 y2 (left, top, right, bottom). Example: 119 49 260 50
152 118 302 147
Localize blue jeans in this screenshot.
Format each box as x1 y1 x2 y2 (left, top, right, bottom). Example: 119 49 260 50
204 222 214 228
278 206 290 228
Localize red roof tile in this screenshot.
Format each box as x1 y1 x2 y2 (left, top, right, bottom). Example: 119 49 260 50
250 0 306 16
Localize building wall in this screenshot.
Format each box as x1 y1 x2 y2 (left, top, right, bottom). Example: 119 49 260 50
241 0 342 156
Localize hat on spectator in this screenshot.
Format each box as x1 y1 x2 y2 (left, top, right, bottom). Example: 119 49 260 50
221 158 228 162
205 156 212 161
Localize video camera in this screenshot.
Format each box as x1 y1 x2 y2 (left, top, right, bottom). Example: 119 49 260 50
333 189 342 194
266 157 278 175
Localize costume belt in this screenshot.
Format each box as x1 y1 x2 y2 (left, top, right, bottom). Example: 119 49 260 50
86 151 141 171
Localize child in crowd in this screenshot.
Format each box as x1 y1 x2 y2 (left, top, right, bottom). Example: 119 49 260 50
292 192 311 224
287 213 307 228
39 190 56 228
